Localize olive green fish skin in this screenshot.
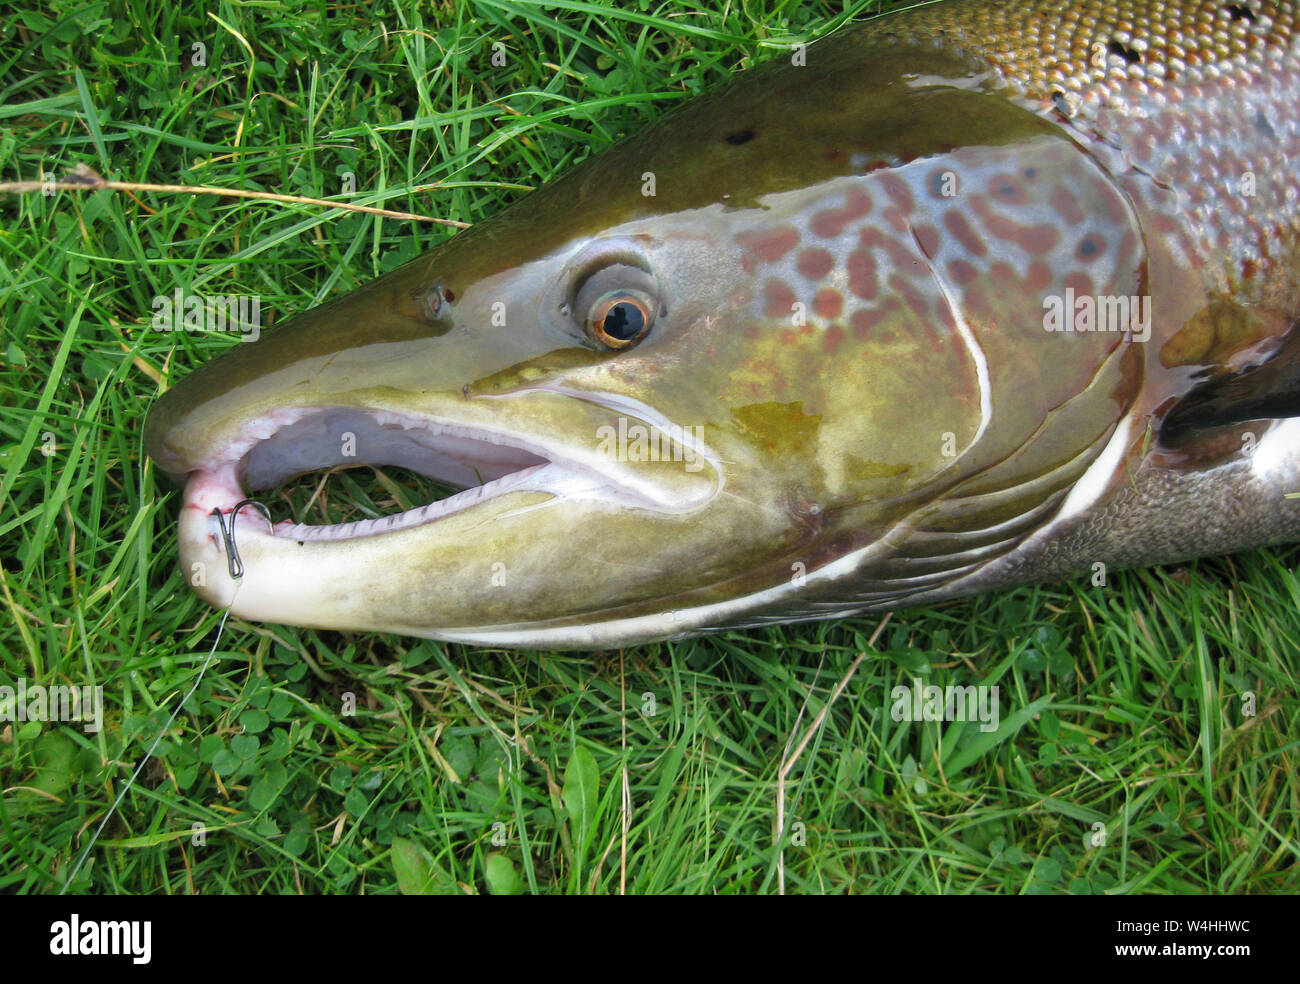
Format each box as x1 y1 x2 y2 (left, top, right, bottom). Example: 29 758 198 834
146 0 1300 648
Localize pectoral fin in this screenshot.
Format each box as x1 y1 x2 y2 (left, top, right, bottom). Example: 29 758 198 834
1160 322 1300 445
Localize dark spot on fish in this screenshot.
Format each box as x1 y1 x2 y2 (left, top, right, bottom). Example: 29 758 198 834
1255 111 1276 139
1226 3 1256 22
443 287 455 303
994 179 1019 200
725 129 755 146
297 541 304 547
1023 167 1037 180
1050 90 1071 117
1108 40 1141 64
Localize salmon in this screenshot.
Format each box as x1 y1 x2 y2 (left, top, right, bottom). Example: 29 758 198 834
145 0 1300 647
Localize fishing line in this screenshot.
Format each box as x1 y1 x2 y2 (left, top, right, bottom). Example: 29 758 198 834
60 503 266 893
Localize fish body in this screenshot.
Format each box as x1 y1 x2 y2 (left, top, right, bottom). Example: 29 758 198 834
146 0 1300 648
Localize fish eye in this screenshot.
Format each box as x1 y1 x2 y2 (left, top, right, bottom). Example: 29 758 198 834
565 246 661 351
587 290 655 349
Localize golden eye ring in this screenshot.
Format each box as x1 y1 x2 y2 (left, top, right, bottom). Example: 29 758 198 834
587 290 655 349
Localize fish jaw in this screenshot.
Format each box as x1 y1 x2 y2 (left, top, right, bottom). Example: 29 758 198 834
170 388 738 640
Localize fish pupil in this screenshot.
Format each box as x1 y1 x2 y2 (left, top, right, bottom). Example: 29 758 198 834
603 302 644 340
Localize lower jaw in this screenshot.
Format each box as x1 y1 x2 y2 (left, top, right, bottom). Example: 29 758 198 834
179 456 603 546
174 470 554 629
172 454 618 625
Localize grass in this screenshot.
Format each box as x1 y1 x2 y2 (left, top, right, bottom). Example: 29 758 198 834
1 0 1297 895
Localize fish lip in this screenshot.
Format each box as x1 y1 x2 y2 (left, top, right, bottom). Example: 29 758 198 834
171 393 719 544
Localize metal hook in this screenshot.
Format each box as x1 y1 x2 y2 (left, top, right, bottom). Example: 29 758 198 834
211 499 274 580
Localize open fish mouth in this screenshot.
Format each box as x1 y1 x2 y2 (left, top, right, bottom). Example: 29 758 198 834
174 394 719 550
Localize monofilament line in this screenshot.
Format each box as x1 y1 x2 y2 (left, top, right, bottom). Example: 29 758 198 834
60 585 241 893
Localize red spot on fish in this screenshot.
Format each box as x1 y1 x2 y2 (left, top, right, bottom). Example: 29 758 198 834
810 209 845 239
883 206 909 235
947 258 978 285
847 248 878 300
1050 185 1086 224
884 237 920 274
851 307 883 339
809 189 870 240
738 226 800 262
813 288 843 320
878 171 914 211
989 174 1028 205
797 248 835 280
913 223 941 258
844 188 872 218
764 279 797 318
1025 260 1052 293
824 325 845 354
943 210 987 257
1019 224 1061 253
780 328 797 345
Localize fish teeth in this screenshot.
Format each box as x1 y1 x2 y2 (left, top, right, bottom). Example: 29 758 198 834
277 462 558 541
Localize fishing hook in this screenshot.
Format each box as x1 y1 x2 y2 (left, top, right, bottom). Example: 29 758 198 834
211 499 274 579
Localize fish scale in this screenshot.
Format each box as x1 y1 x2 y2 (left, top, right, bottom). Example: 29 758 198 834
734 138 1141 348
898 0 1300 304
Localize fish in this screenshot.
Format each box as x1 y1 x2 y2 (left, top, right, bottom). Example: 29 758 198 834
145 0 1300 649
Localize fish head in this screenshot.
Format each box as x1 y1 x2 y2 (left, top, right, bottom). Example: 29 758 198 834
147 37 1143 647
